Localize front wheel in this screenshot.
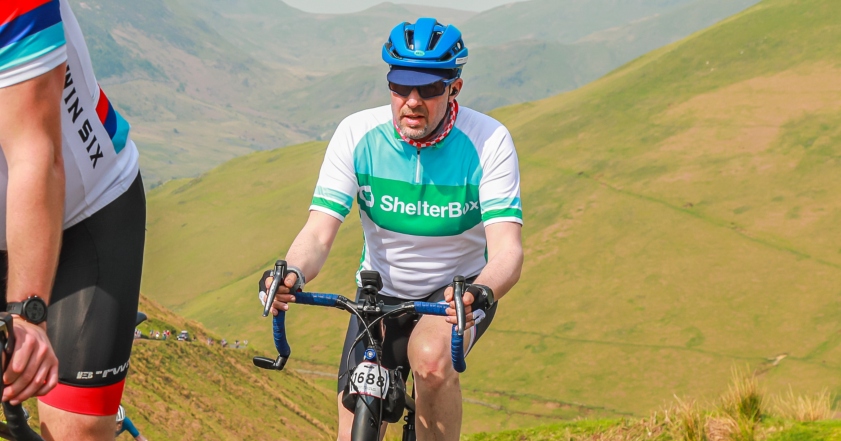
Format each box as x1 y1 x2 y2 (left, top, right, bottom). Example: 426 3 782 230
351 395 382 441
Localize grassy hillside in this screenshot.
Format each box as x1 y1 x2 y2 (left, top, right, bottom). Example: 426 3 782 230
466 420 841 441
122 295 337 440
143 0 841 434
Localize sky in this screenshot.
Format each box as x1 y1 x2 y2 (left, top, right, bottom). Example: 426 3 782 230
281 0 529 14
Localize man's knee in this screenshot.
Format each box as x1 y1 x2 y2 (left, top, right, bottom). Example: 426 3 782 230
410 341 458 390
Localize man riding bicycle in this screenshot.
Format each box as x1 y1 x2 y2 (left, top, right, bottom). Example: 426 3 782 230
0 1 145 439
262 18 523 440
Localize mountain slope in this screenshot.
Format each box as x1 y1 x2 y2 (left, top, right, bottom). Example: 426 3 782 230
69 0 758 185
141 0 841 433
70 0 310 187
260 0 764 122
176 0 474 72
123 295 336 440
460 0 697 46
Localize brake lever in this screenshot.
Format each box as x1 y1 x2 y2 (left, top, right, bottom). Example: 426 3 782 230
262 260 286 317
255 260 291 371
452 276 466 337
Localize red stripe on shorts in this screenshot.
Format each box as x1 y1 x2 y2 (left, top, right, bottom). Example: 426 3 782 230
39 379 125 416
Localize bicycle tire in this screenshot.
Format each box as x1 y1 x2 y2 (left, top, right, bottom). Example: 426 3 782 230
351 395 381 441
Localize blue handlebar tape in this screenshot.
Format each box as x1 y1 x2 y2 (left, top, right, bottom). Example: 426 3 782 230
295 292 339 307
413 302 448 316
451 326 466 373
272 310 291 358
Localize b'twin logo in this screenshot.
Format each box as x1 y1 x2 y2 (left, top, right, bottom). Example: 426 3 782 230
380 195 479 218
76 360 130 380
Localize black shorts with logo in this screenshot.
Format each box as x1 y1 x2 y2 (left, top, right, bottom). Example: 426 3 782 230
336 277 497 394
0 172 145 389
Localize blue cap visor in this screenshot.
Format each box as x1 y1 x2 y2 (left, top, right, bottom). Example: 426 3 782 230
387 67 457 86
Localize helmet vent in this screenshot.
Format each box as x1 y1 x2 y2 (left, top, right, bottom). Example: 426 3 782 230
406 30 415 50
429 31 443 51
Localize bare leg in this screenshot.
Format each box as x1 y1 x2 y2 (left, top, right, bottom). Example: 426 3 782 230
38 400 115 441
336 394 387 441
408 316 471 441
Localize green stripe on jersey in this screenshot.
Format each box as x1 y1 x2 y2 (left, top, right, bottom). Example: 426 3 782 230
357 175 481 237
482 208 523 222
312 197 350 218
314 186 353 210
481 197 522 213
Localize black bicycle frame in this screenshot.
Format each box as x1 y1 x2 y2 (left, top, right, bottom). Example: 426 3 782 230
254 261 468 441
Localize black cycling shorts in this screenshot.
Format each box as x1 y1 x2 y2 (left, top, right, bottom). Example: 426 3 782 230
336 277 497 394
0 172 145 415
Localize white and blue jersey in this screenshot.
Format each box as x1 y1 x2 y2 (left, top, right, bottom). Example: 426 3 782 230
311 105 523 299
0 0 140 249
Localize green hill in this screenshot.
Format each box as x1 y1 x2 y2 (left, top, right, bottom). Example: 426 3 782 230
142 0 841 434
124 295 337 440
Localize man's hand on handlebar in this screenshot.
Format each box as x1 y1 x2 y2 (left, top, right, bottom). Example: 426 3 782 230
2 319 58 405
444 287 475 329
259 271 299 316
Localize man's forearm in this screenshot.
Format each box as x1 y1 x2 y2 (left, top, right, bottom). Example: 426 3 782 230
473 245 522 302
0 66 66 304
473 222 524 302
283 211 342 283
6 154 65 304
284 233 329 283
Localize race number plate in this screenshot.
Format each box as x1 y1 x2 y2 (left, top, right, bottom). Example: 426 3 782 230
349 361 390 399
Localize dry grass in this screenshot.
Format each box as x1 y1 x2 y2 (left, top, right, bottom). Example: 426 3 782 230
464 377 837 441
719 367 765 424
668 397 709 441
772 387 833 422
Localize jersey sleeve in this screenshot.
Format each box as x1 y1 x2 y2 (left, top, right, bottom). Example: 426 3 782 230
309 117 359 222
479 126 523 226
0 0 67 89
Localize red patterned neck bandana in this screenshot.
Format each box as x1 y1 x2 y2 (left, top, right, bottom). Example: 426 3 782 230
394 100 459 148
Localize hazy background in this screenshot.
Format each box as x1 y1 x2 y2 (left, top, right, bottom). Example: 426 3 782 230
74 0 759 187
282 0 529 13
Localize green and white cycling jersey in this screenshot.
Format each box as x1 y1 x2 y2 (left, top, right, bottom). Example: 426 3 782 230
311 104 522 299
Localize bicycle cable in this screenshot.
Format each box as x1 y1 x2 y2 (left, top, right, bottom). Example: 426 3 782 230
343 305 383 427
346 305 419 438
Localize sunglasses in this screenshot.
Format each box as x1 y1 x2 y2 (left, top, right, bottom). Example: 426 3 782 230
388 79 455 99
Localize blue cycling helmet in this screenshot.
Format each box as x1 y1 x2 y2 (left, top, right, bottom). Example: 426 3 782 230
382 18 469 74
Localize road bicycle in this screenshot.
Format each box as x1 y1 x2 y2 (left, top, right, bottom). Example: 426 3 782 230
0 311 148 440
254 260 469 441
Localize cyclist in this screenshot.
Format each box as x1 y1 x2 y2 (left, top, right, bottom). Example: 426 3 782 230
261 18 523 440
0 1 145 440
115 406 148 441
